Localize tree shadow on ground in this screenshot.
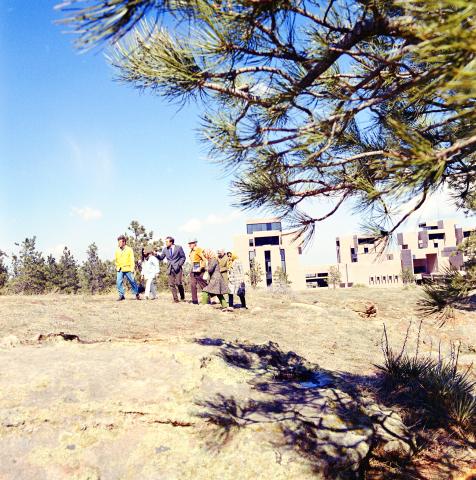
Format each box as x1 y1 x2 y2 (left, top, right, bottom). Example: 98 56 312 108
194 338 472 479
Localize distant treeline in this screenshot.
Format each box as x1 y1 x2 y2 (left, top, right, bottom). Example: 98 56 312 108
0 221 190 295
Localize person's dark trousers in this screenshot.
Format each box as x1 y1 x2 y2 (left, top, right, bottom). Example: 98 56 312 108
168 270 184 302
190 271 207 304
229 293 246 308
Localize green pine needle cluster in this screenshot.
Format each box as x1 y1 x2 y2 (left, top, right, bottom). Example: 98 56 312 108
58 0 476 245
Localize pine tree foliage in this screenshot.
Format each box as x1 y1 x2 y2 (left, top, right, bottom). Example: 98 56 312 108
247 259 263 288
273 266 291 288
58 0 476 245
45 254 61 291
0 250 9 290
9 237 48 294
56 247 81 293
401 267 415 285
80 243 115 294
123 220 164 277
419 232 476 320
328 265 341 289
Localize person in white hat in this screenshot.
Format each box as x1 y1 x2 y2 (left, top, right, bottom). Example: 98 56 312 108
141 246 160 300
188 238 207 304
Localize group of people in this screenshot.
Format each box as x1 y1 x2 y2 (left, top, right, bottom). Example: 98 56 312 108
114 235 247 310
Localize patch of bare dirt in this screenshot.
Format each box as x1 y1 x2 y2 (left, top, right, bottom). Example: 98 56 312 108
0 288 474 479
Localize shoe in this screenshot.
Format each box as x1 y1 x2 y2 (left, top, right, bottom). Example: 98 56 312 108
136 293 141 300
192 301 199 305
174 299 180 303
117 296 125 301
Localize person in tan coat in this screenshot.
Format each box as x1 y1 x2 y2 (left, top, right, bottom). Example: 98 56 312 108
217 249 229 284
200 249 229 308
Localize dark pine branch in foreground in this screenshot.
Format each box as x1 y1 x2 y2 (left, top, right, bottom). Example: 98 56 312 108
58 0 476 245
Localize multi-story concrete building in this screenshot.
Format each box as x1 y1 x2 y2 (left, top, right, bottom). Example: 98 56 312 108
306 235 401 288
233 218 306 289
234 218 474 289
397 219 469 279
305 219 474 288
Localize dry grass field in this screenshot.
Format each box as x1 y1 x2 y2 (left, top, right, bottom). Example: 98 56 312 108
0 287 475 479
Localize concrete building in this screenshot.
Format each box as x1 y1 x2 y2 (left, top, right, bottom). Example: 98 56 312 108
234 218 474 290
397 219 468 280
233 218 306 289
305 219 475 288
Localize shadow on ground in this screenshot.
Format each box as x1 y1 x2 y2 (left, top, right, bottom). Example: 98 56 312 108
194 338 472 479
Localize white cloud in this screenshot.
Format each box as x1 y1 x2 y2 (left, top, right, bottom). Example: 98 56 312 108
179 211 244 234
45 243 67 259
250 81 272 97
395 186 462 229
413 189 460 222
179 218 202 233
71 206 103 221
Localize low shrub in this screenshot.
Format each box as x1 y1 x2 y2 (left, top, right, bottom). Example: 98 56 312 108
376 322 476 432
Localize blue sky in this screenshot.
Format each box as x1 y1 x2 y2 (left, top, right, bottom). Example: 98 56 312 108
0 1 473 266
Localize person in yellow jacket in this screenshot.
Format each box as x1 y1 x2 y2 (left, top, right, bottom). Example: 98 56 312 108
188 238 208 304
115 235 140 301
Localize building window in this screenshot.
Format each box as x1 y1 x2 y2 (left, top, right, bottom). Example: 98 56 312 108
433 242 438 248
254 236 280 247
246 222 282 234
394 275 398 283
280 249 286 273
358 237 375 245
420 223 438 231
249 239 254 247
248 250 255 268
364 247 369 254
370 277 374 285
402 244 408 249
264 250 272 286
428 233 445 240
376 276 380 284
387 254 394 260
388 276 392 283
298 246 302 255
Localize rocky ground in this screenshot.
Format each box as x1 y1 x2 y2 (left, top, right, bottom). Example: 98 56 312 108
0 287 475 479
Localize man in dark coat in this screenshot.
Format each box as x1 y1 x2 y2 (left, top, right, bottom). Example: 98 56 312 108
156 236 186 303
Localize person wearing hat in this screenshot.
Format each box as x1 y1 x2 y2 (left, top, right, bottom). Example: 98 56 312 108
115 235 140 301
200 249 229 309
156 236 186 303
227 252 247 309
217 249 229 284
141 245 160 300
188 238 207 304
